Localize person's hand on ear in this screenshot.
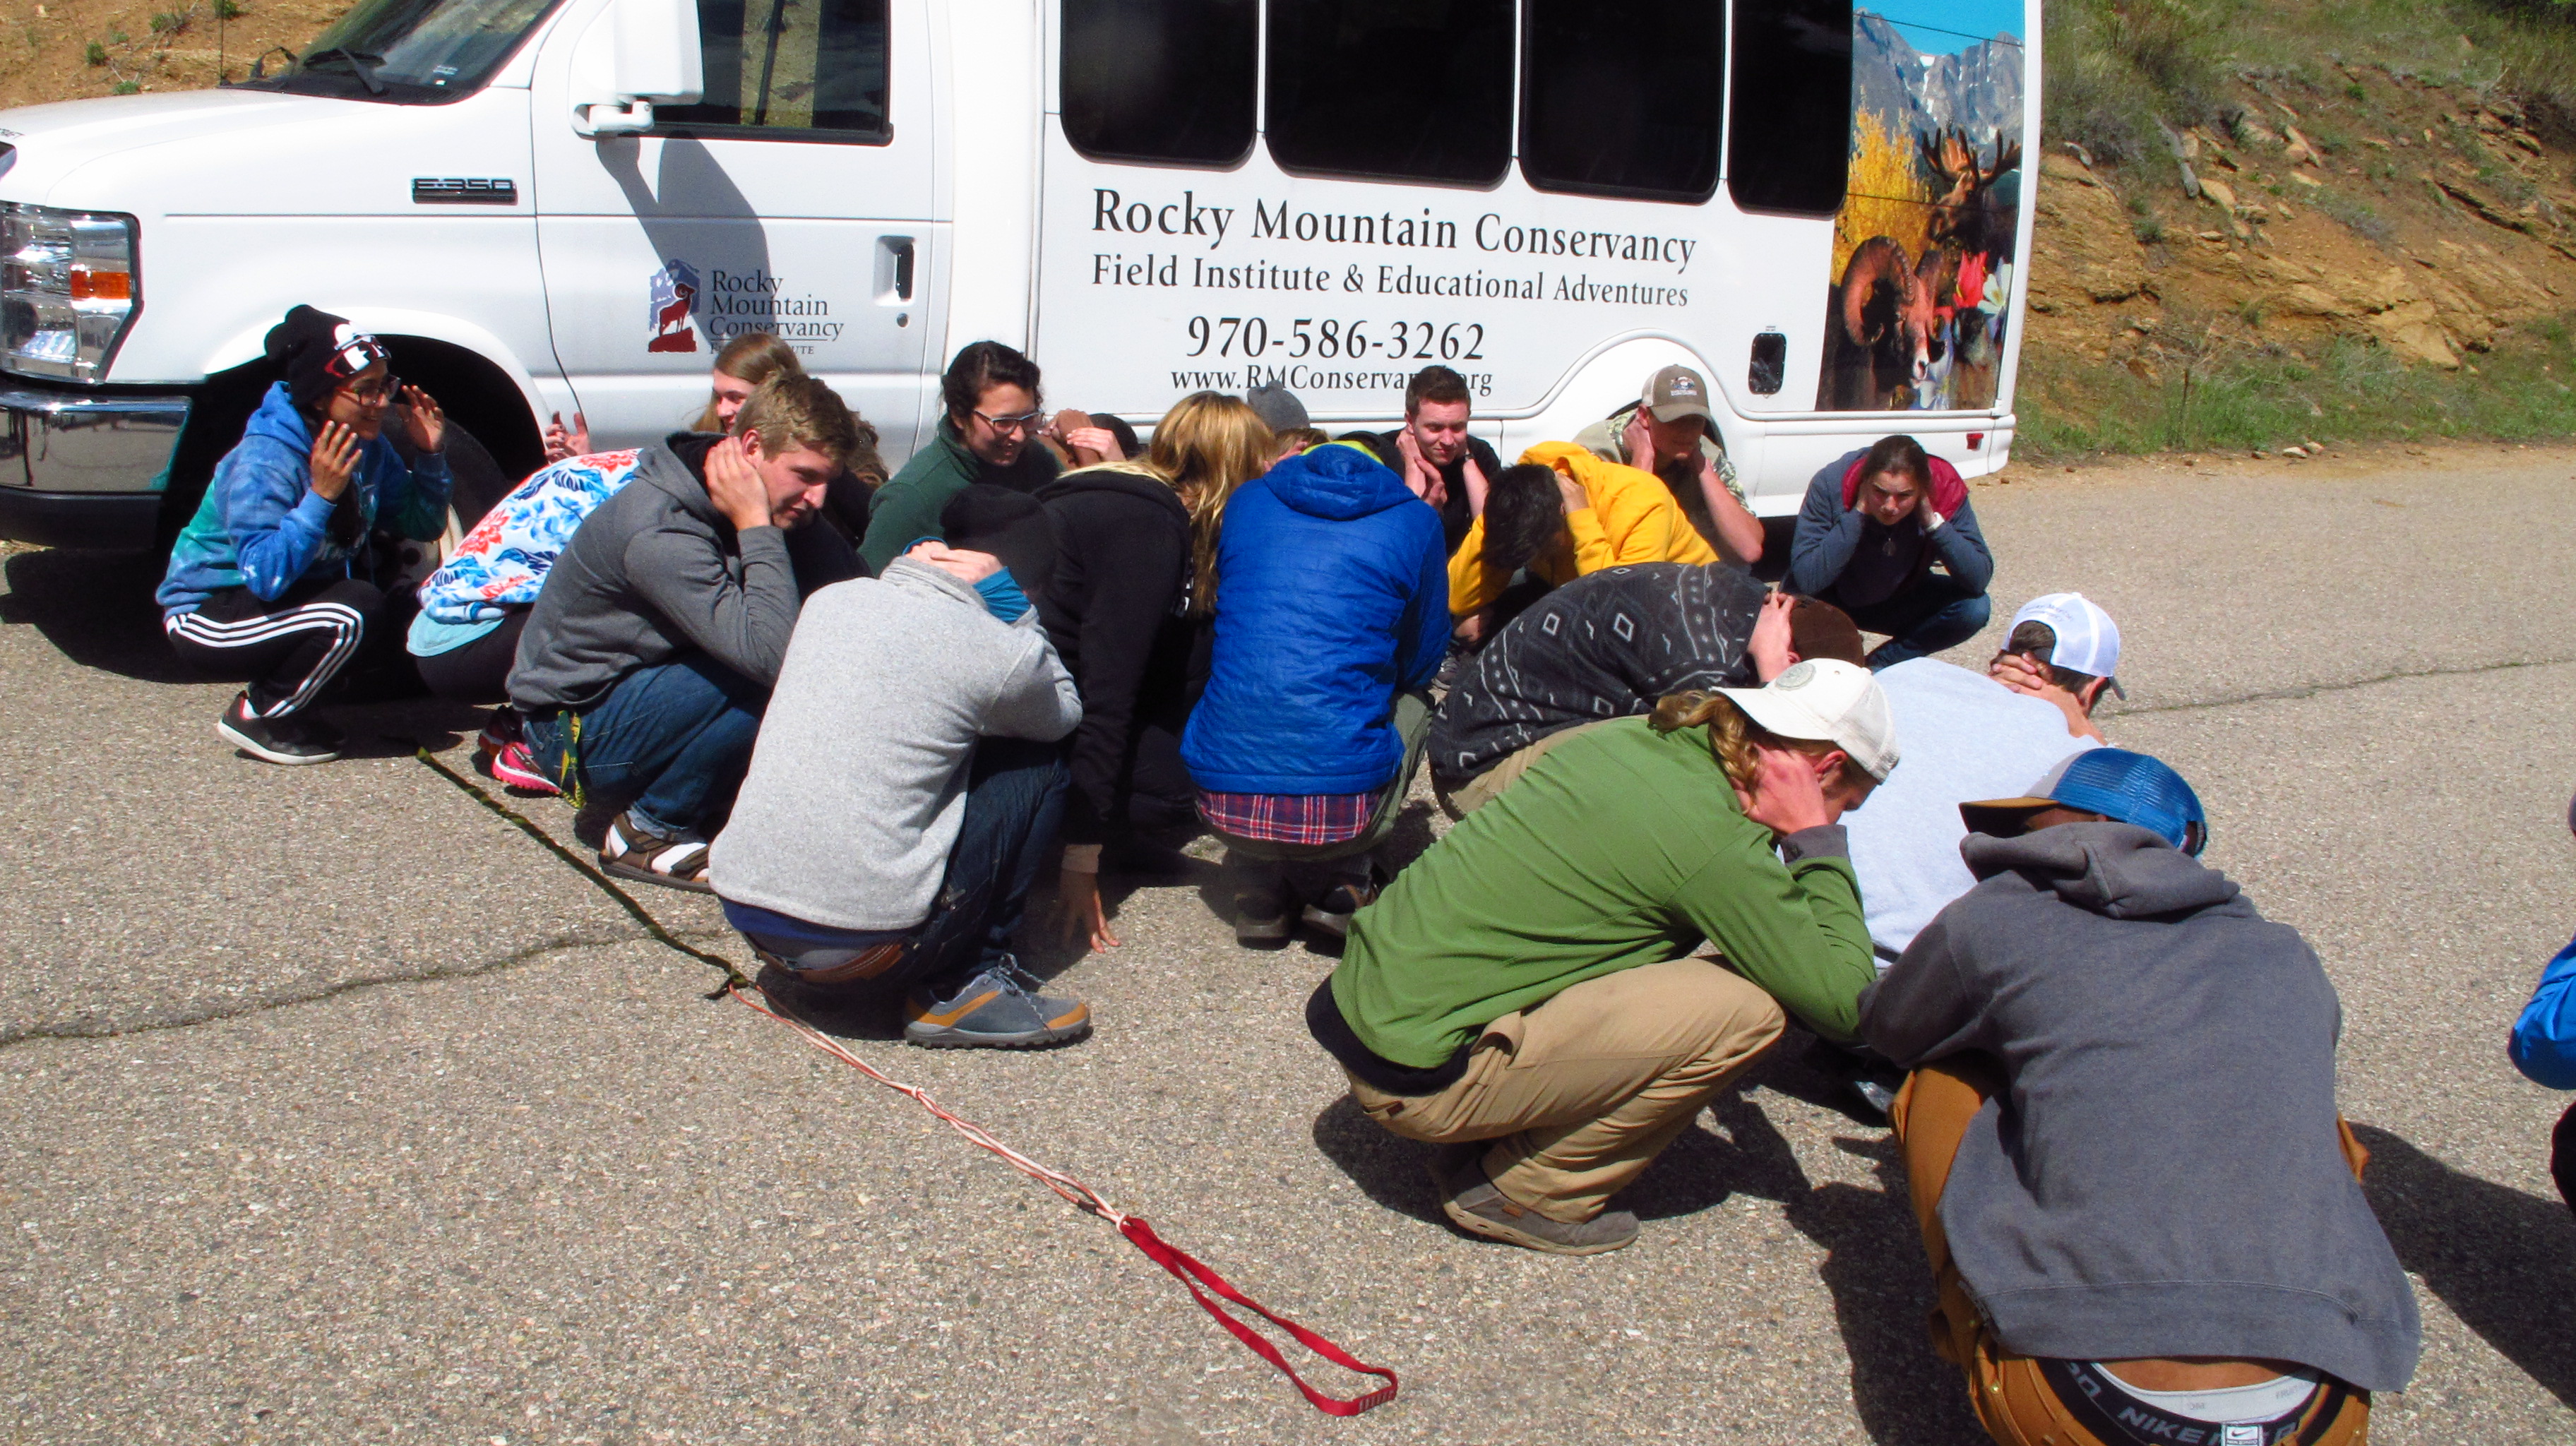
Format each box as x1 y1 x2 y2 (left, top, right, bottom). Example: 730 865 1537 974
1747 591 1799 681
1734 743 1835 837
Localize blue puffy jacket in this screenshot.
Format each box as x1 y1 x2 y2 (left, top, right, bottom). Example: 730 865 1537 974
2511 931 2576 1089
1182 441 1448 794
157 382 451 616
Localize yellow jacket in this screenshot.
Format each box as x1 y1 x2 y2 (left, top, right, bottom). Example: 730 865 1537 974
1447 441 1718 616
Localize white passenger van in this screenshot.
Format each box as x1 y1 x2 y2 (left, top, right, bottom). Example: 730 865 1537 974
0 0 2034 554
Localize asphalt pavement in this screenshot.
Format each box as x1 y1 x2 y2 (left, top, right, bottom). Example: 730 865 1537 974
2 442 2572 1444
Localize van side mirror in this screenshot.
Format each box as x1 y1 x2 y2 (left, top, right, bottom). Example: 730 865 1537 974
571 0 704 138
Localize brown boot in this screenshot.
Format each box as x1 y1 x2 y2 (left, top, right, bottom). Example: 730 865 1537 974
1427 1147 1638 1256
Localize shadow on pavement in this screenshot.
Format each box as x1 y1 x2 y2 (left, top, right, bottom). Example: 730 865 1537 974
1310 1049 1987 1443
0 547 195 682
2350 1122 2576 1410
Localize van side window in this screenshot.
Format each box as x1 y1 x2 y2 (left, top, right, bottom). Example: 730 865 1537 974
1727 0 1852 215
656 0 891 141
1520 0 1724 202
1062 0 1256 167
1265 0 1513 186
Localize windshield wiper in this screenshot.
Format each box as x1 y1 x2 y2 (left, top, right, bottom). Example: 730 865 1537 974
301 46 388 95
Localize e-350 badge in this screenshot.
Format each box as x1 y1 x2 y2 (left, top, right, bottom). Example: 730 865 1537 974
647 258 701 354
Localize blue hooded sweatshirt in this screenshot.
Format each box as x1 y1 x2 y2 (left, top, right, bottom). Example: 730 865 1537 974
1181 441 1448 795
157 382 451 616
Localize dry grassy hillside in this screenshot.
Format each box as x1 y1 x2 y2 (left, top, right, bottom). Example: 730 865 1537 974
0 0 344 104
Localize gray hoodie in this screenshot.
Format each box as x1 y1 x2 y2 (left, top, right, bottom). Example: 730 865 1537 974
707 560 1081 932
1858 824 2421 1392
508 435 800 714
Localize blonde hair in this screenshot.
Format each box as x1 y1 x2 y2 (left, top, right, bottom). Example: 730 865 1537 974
691 333 805 431
1648 690 1865 799
734 374 876 477
1146 391 1273 618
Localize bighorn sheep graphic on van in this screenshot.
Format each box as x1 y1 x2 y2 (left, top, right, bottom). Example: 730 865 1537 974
647 259 702 354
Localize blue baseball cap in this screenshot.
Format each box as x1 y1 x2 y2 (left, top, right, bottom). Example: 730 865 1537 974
1959 748 2209 855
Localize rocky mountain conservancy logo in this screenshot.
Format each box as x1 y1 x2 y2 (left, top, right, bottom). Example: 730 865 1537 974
647 259 702 354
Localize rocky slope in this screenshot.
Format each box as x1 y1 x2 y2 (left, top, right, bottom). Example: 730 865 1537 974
2028 61 2576 379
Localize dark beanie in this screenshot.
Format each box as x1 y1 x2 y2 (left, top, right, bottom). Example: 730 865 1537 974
940 484 1059 604
265 304 389 412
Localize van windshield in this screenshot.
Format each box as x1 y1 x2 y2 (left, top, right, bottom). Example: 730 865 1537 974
246 0 562 102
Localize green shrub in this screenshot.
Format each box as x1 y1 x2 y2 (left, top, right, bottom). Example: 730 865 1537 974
109 80 138 94
83 39 104 64
213 0 244 16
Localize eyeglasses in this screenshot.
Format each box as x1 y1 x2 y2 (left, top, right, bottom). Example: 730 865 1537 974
971 407 1047 435
339 376 402 406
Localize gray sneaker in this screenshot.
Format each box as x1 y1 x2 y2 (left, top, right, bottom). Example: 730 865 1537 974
902 957 1092 1050
1427 1147 1638 1256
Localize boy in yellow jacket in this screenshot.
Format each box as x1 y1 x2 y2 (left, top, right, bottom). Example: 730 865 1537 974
1448 441 1719 628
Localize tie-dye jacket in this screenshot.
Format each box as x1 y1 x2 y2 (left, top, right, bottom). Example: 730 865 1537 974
415 449 647 626
156 382 452 616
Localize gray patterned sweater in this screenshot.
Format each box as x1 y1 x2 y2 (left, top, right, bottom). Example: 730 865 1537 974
1427 562 1765 787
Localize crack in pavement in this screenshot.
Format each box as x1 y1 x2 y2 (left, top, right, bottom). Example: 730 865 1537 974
2104 655 2576 719
0 930 639 1050
0 748 749 1052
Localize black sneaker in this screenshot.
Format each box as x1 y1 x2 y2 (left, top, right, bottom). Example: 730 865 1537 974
215 693 342 765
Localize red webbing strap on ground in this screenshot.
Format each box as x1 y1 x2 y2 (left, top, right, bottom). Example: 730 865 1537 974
727 983 1400 1417
1116 1215 1400 1416
407 748 1397 1414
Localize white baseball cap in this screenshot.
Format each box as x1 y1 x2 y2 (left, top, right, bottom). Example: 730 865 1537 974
2009 592 2122 691
1714 659 1901 782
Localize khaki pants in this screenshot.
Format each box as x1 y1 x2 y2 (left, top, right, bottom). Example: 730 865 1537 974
1344 957 1785 1221
1434 719 1614 820
1890 1060 2374 1446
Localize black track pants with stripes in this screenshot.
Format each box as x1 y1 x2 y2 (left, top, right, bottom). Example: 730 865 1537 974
165 577 398 718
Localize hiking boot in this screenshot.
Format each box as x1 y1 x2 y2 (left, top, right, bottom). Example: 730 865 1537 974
600 811 713 894
1300 871 1381 939
1234 882 1294 948
1427 1147 1638 1257
903 957 1092 1049
215 692 341 765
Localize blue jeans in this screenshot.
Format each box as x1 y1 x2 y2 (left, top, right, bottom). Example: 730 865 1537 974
1840 576 1993 670
734 736 1068 998
525 655 765 837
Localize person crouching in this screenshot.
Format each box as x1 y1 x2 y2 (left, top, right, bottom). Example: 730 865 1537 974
1310 660 1894 1254
709 486 1090 1050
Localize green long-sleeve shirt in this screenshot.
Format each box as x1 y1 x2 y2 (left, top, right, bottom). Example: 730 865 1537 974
1331 717 1876 1068
859 417 1060 574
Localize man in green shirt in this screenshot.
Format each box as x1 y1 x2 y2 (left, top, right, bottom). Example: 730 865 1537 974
1308 658 1895 1255
859 342 1063 574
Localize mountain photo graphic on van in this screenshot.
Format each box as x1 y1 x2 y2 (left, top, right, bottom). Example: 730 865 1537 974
1815 0 2027 412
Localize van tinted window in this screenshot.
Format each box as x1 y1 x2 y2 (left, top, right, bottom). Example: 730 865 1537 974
1727 0 1852 214
1521 0 1724 202
1266 0 1513 186
1062 0 1257 166
657 0 890 141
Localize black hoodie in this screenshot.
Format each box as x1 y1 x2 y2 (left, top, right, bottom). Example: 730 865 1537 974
1035 465 1210 847
1858 823 2421 1392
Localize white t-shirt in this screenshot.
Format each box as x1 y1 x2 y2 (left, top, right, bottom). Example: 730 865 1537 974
1847 659 2100 962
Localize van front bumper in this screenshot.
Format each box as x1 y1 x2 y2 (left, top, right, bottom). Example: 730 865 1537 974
0 385 191 550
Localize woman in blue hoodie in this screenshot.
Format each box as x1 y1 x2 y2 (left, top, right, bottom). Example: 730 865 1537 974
1181 439 1448 944
157 306 451 765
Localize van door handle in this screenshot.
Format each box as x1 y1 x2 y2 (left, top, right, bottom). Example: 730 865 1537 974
880 236 914 302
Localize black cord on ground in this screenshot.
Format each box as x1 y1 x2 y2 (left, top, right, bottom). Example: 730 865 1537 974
409 744 750 995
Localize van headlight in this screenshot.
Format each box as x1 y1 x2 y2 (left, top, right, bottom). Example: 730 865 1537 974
0 202 140 382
